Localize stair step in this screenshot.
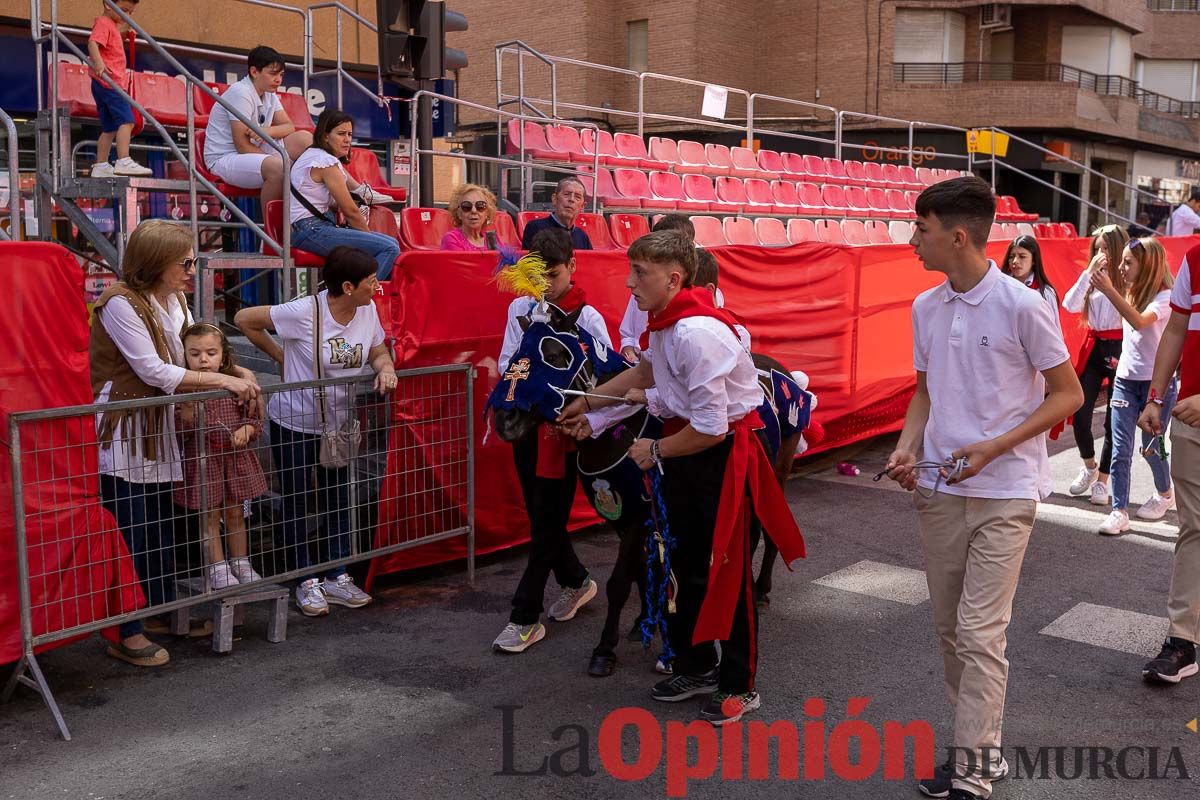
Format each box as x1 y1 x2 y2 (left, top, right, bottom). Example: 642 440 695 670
49 176 192 199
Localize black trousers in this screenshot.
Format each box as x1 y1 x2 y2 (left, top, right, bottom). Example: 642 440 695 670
1073 338 1121 473
509 428 589 626
662 435 758 694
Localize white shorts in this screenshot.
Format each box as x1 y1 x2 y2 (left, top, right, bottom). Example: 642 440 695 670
209 152 275 189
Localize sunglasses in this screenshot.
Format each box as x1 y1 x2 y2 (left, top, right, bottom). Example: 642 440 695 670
459 201 489 213
178 258 197 271
1092 224 1121 236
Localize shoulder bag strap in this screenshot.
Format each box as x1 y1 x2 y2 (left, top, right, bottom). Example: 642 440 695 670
291 183 340 227
312 294 328 431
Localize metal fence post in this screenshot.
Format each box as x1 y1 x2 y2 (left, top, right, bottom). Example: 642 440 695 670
466 366 475 586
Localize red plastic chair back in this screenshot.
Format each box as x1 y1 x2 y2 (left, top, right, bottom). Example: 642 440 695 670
400 207 453 249
608 213 650 248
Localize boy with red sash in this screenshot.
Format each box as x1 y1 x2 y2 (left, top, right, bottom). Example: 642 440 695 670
560 231 804 725
1139 242 1200 683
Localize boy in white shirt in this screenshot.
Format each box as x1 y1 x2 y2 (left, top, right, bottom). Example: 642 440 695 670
559 230 805 726
618 214 696 363
885 177 1082 800
204 45 313 207
492 229 601 654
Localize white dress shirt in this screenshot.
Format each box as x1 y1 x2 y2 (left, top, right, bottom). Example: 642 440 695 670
1062 267 1121 331
1167 202 1200 237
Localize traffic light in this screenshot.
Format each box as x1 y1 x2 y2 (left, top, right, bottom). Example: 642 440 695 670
377 0 469 81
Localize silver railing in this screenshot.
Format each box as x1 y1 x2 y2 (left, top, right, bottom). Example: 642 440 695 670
306 1 387 109
0 105 19 240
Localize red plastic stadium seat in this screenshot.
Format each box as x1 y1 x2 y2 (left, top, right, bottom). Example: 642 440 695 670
723 216 757 245
704 143 734 177
516 210 549 235
715 176 752 213
574 212 616 250
477 212 518 249
796 182 826 213
1001 222 1020 239
545 124 591 163
1061 222 1078 237
56 62 98 117
881 164 906 189
691 215 729 247
865 187 891 217
505 119 558 160
278 90 315 133
844 186 873 217
863 161 886 186
755 217 789 246
131 72 189 127
802 155 828 183
194 130 258 198
843 160 868 186
648 137 682 169
988 223 1005 241
733 146 776 180
346 148 407 202
400 206 453 249
743 178 779 213
916 167 936 186
842 219 870 246
770 180 803 214
615 133 670 170
581 128 639 168
677 140 715 175
757 149 786 178
897 165 922 189
191 81 227 128
265 200 324 266
780 152 808 181
1000 195 1037 222
821 184 848 216
615 168 675 209
683 174 741 213
650 171 708 211
787 218 818 244
903 191 921 214
824 158 848 184
608 213 650 248
816 219 846 244
579 167 640 209
885 189 913 219
889 220 914 243
865 219 892 244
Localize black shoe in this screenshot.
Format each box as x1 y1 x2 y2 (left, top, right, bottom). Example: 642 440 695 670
650 669 719 702
588 652 616 677
1143 637 1198 684
918 758 1009 798
947 791 980 800
698 691 760 725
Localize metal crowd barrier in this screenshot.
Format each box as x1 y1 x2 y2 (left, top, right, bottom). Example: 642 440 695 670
3 364 475 740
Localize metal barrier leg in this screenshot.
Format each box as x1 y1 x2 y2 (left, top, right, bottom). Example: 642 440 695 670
267 597 288 644
3 654 72 741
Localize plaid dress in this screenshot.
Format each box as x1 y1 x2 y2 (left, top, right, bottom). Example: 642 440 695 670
174 397 268 509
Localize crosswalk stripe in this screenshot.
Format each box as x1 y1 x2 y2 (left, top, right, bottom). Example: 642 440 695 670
811 559 930 606
1039 602 1167 658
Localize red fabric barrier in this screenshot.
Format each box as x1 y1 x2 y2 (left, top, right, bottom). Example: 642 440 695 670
368 235 1200 580
1 243 142 663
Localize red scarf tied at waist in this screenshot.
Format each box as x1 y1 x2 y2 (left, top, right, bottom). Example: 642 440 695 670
639 287 742 352
1048 327 1122 441
535 284 588 479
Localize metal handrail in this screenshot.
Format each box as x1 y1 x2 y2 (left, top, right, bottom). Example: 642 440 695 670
495 40 560 120
234 0 311 101
837 109 972 167
306 1 386 110
0 106 20 241
637 72 752 140
746 93 839 151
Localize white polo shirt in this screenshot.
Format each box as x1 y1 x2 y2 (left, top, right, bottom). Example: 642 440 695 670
204 77 284 164
913 262 1071 500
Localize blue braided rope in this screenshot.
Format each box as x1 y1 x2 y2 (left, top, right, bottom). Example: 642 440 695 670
639 469 676 665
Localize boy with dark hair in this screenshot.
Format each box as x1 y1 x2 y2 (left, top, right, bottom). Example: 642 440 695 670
88 0 152 177
619 214 698 362
560 230 805 725
203 44 313 206
493 227 600 653
885 176 1082 800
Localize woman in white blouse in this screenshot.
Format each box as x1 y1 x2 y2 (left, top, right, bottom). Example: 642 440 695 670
89 220 259 667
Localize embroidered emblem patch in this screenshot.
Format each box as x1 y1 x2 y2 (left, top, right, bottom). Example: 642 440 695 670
592 478 623 521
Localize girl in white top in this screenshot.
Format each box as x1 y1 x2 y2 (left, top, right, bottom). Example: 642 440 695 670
1060 225 1129 504
1002 234 1060 328
289 108 400 279
1088 236 1179 534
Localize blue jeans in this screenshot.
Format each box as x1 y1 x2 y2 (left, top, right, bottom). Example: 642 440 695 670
1110 376 1178 510
269 422 352 582
291 216 400 279
99 475 178 638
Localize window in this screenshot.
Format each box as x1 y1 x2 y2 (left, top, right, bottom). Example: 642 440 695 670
1139 59 1197 100
894 9 966 64
627 20 648 73
1062 25 1133 78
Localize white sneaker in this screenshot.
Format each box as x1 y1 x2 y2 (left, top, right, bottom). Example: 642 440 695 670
1136 493 1176 521
323 573 372 608
1099 509 1130 535
1069 466 1098 496
113 157 152 177
492 622 545 653
228 556 262 585
90 162 114 178
1089 481 1111 506
295 578 329 617
207 561 240 590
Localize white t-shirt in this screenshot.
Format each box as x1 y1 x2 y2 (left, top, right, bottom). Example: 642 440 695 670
1167 203 1200 237
1117 289 1173 381
204 77 284 163
290 149 346 224
267 291 385 434
913 263 1071 501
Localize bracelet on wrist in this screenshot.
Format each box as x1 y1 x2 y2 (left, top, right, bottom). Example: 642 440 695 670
1148 388 1164 406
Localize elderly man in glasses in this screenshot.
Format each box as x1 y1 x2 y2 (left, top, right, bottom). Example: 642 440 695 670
520 177 593 251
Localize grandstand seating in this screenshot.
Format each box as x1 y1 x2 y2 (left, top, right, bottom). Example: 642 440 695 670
130 72 190 127
723 216 757 245
516 210 548 234
574 212 616 250
691 216 728 247
194 130 259 198
650 171 707 210
608 213 650 247
399 206 453 249
841 219 870 246
816 219 846 244
889 220 914 244
865 219 892 244
754 217 790 246
614 168 675 209
264 200 324 267
345 149 407 202
278 91 316 133
580 128 639 168
787 218 818 244
55 62 99 118
615 133 670 170
705 144 734 177
683 174 740 212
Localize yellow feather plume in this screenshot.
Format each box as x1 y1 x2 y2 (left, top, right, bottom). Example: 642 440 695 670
493 252 549 301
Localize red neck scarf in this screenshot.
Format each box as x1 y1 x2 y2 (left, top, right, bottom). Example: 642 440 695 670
638 287 742 350
550 284 587 314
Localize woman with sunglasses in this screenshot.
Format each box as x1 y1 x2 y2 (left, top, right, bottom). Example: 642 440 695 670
1058 224 1129 504
1002 234 1060 323
290 109 401 278
441 184 499 250
89 220 260 668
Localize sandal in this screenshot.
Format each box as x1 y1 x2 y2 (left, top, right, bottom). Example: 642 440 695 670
144 617 214 638
106 640 170 668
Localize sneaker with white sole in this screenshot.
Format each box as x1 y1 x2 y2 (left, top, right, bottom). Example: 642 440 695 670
228 556 262 585
295 578 329 617
918 757 1010 798
1136 493 1176 521
699 691 761 726
1142 637 1199 684
493 622 545 653
323 573 372 607
1089 481 1111 506
90 162 115 178
113 157 152 177
1069 465 1098 496
207 560 240 590
651 668 719 702
1098 508 1130 535
548 577 597 621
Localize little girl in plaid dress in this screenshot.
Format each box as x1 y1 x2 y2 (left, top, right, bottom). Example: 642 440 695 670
174 323 268 589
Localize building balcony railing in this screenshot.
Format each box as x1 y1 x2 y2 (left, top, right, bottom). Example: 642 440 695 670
1148 0 1199 11
892 62 1200 118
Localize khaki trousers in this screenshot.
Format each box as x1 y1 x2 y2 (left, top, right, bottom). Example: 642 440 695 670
915 491 1036 799
1167 421 1200 642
